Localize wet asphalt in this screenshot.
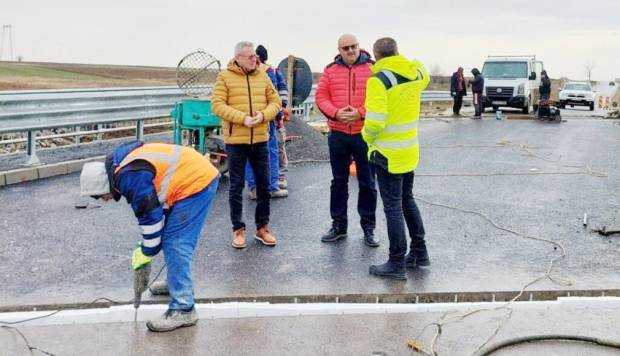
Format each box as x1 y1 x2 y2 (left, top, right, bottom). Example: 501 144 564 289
0 116 618 308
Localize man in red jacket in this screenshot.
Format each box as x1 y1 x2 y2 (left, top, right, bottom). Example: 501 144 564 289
316 34 378 247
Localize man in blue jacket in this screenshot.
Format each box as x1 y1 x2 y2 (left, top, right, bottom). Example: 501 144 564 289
80 141 219 332
245 44 290 199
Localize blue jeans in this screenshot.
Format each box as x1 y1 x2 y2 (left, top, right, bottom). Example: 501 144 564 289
373 153 425 264
328 130 377 232
245 121 279 191
162 177 219 310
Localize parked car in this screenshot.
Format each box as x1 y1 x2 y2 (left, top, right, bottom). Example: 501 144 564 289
559 82 595 111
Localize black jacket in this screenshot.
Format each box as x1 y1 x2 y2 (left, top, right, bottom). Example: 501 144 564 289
450 72 467 96
470 69 484 94
539 76 551 96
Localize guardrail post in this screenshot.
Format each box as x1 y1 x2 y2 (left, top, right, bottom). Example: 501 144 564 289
97 124 103 141
25 130 41 166
136 120 144 141
75 125 81 144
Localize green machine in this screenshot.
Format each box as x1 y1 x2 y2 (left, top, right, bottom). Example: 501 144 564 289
172 50 228 173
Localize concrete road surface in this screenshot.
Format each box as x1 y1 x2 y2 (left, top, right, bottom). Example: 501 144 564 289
1 298 619 355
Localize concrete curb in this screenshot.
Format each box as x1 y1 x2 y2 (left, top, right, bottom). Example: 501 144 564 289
0 156 105 187
1 288 618 313
3 298 618 327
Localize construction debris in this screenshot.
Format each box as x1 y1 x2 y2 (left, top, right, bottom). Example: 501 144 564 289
284 115 329 162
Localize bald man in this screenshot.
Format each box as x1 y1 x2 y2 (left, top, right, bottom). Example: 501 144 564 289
315 34 378 248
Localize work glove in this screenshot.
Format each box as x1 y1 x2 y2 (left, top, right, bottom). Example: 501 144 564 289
451 92 456 97
131 246 152 270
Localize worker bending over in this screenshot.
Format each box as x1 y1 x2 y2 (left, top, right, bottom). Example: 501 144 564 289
80 141 219 332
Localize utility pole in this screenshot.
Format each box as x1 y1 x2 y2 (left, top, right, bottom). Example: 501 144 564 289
0 25 14 61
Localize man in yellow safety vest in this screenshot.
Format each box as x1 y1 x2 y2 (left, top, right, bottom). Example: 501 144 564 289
362 37 431 280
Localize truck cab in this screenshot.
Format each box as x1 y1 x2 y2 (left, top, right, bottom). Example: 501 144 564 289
481 55 544 114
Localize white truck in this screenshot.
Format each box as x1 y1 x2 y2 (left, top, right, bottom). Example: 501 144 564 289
481 55 544 114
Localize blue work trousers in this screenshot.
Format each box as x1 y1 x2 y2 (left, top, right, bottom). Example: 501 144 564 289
245 121 279 191
162 177 219 310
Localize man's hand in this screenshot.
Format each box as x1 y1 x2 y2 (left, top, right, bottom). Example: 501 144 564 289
339 106 361 123
253 111 265 124
336 106 355 122
281 108 291 122
451 92 456 97
243 116 260 128
344 107 361 122
132 246 152 271
335 108 349 121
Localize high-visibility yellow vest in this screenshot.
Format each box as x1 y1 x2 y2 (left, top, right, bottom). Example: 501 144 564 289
362 55 430 174
115 143 218 207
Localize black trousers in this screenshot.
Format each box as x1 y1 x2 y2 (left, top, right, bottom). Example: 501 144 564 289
473 93 483 117
328 131 377 232
453 94 464 115
226 142 270 231
374 161 426 263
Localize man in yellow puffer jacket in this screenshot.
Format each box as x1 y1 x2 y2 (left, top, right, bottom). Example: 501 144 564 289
212 41 281 249
362 37 431 280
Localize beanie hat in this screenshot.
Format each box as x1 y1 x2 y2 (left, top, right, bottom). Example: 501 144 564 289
256 45 268 63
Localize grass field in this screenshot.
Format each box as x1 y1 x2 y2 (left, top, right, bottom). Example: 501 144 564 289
0 61 176 90
0 60 568 97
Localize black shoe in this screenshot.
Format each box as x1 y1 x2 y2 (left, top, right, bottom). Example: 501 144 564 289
405 248 431 269
321 227 347 243
363 230 380 247
369 261 406 280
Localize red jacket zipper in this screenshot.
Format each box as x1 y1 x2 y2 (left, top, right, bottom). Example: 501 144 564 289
348 67 353 135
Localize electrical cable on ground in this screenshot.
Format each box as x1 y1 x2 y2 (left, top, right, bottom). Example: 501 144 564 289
1 325 55 356
0 264 166 355
405 140 609 354
408 197 574 356
476 334 620 356
289 141 607 178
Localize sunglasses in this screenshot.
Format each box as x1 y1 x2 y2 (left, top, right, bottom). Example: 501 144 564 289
340 44 359 51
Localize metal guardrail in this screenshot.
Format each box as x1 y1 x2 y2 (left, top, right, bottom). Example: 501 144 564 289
0 85 459 166
0 86 186 165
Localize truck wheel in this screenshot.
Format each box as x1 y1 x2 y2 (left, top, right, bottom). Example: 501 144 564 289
589 102 595 111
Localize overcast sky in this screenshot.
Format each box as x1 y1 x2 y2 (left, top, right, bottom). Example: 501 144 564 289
1 0 619 80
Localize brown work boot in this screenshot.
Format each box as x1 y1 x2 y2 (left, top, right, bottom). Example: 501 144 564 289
232 228 246 249
255 226 277 246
